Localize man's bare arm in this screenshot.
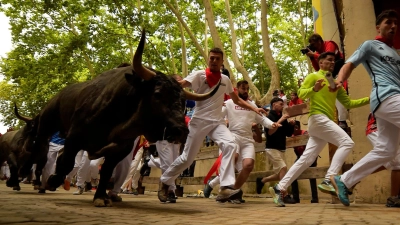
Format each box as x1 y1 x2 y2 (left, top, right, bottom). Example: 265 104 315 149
179 80 191 88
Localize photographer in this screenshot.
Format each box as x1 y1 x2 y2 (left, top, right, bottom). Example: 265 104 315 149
303 34 344 77
302 34 349 129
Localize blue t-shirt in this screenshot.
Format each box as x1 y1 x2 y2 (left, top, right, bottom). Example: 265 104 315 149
346 40 400 113
50 132 65 145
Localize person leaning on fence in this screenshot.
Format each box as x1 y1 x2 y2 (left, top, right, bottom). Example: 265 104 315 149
330 10 400 207
268 52 369 207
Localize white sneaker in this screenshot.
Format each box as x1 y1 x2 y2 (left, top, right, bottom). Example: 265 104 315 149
73 186 84 195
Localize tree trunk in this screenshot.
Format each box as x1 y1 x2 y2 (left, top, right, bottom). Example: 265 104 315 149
163 0 207 65
203 0 237 85
224 0 260 98
259 0 281 106
174 1 188 77
167 25 177 74
297 0 313 74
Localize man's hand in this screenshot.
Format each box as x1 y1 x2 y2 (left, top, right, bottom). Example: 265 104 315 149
254 107 267 116
305 50 314 58
329 80 343 92
271 122 282 129
313 79 326 92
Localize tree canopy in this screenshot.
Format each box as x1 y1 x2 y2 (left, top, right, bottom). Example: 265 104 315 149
0 0 313 127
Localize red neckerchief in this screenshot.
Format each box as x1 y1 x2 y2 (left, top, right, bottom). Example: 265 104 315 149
375 36 394 47
205 68 221 88
275 110 281 116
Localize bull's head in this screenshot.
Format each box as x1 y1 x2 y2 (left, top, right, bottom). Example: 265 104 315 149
124 29 220 144
12 103 38 176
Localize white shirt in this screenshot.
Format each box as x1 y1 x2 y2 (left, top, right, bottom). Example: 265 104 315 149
184 70 234 121
222 99 274 139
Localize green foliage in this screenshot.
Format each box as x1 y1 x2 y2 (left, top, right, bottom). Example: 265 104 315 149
0 0 313 126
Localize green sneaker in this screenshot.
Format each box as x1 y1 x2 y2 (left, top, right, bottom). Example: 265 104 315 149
330 175 350 206
269 185 285 207
318 179 336 196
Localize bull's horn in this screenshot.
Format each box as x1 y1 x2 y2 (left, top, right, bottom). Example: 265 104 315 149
184 79 221 101
14 103 32 122
133 29 156 80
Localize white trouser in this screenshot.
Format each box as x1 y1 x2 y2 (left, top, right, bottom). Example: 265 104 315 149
336 99 348 121
1 163 10 178
89 157 104 180
66 150 90 187
342 95 400 187
156 141 180 191
41 143 64 188
31 164 37 180
121 147 144 190
278 114 354 190
367 132 400 170
148 155 160 168
110 137 139 194
208 134 255 188
161 118 236 187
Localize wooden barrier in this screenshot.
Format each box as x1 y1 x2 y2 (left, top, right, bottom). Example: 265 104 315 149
283 103 310 117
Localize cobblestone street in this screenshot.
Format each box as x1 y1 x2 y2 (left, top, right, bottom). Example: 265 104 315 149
1 181 400 225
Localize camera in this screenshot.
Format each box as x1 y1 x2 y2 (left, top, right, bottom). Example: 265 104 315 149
300 45 314 55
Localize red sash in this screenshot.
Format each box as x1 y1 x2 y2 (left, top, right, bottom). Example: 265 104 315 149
204 154 222 184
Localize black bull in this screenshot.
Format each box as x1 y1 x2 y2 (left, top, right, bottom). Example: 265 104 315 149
16 30 220 207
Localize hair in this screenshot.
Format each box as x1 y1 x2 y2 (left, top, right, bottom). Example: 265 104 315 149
308 33 324 43
376 10 399 26
236 80 249 88
270 97 283 106
291 91 298 97
318 52 336 61
209 47 224 58
221 68 230 78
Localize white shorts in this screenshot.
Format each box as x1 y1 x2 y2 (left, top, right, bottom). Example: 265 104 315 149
367 132 400 170
232 134 255 160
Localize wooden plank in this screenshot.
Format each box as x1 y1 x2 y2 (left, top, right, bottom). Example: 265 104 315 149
286 135 309 148
283 103 310 117
142 167 329 186
194 135 310 161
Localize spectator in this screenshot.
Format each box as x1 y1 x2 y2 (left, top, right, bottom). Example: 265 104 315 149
289 92 304 107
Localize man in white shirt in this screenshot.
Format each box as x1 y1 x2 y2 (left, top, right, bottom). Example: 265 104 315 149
204 80 279 201
159 48 265 203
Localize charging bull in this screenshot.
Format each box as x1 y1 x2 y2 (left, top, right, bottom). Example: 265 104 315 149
18 30 220 207
0 108 36 191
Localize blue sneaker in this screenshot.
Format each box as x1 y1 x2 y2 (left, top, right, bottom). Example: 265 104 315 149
330 175 350 206
269 185 285 207
203 181 213 198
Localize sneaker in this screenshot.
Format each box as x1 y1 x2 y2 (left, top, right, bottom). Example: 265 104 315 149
38 189 46 194
131 189 139 195
256 177 264 194
158 182 169 202
122 189 132 194
167 192 177 203
283 195 296 204
64 180 70 191
330 175 350 206
216 187 242 203
203 181 213 198
73 186 84 195
84 182 92 192
269 185 285 207
318 180 336 195
386 196 400 207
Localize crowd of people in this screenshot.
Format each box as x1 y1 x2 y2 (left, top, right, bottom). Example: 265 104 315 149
0 9 399 208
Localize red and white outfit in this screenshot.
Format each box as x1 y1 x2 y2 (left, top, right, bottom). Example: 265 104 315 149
208 99 274 187
160 71 237 187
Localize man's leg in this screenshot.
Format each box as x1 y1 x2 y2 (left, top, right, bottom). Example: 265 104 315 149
157 141 180 202
121 148 143 192
209 123 242 202
234 138 255 189
160 118 214 202
40 150 58 192
148 155 161 168
333 97 400 206
73 151 91 195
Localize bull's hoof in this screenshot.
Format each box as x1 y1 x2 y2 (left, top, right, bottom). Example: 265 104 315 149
93 198 113 207
47 174 63 189
6 179 17 188
13 185 21 191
